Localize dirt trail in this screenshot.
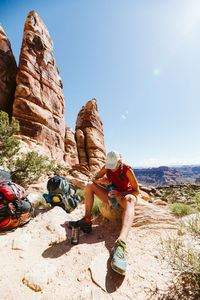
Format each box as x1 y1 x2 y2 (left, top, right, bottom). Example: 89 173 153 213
0 203 179 300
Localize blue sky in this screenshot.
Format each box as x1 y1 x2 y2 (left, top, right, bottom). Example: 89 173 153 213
1 0 200 167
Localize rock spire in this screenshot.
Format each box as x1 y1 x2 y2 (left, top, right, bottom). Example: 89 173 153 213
12 11 65 162
75 99 106 173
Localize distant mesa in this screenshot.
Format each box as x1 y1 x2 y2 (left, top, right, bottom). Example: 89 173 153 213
134 165 200 187
0 10 106 187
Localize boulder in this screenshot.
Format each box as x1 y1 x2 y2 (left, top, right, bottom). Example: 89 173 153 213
99 198 177 229
140 190 152 202
12 11 65 163
0 24 17 117
65 171 89 189
35 206 68 243
27 192 46 208
99 203 123 222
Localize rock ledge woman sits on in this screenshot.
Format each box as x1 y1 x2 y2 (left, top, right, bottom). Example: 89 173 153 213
69 150 139 275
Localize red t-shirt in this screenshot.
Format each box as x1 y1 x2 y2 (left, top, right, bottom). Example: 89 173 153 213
106 163 133 192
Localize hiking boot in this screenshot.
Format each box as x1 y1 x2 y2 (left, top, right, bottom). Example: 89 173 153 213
68 217 92 233
111 239 127 275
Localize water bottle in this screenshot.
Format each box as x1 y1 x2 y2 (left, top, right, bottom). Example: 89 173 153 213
71 224 80 245
107 184 118 209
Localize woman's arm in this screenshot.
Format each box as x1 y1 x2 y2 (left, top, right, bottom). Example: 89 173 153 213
92 166 110 185
126 169 140 197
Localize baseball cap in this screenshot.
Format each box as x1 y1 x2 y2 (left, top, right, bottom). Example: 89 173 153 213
105 150 121 169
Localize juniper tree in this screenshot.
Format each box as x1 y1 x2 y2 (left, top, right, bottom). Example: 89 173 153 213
0 110 20 166
0 110 66 187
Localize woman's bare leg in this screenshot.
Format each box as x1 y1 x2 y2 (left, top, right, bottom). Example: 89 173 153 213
85 183 109 219
117 194 137 242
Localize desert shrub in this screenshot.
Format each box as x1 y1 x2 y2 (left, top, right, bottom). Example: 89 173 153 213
182 213 200 239
0 110 66 187
160 193 200 298
170 202 198 216
92 197 102 217
76 189 102 217
7 151 63 188
160 230 200 295
0 111 20 166
76 189 86 202
192 191 200 211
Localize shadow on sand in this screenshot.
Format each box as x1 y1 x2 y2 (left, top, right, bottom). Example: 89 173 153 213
42 216 125 292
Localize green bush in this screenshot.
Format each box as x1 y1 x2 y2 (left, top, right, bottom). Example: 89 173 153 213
0 110 66 187
7 151 57 188
76 189 102 217
0 111 20 166
92 197 102 217
160 192 200 297
170 202 198 216
76 189 86 202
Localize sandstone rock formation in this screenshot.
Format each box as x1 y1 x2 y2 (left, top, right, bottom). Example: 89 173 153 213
75 99 106 173
0 24 17 117
64 127 79 166
99 197 177 229
71 163 90 177
12 11 65 162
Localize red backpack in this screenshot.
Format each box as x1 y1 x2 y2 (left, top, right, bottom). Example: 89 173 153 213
0 181 34 231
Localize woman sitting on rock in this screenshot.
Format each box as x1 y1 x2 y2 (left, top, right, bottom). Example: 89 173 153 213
69 150 139 275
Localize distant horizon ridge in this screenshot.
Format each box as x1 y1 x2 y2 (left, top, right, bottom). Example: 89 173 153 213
133 163 200 169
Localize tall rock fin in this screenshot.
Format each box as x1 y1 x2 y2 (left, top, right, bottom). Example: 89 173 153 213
75 99 106 173
12 11 65 162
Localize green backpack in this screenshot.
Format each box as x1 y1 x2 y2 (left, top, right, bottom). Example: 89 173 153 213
43 176 80 213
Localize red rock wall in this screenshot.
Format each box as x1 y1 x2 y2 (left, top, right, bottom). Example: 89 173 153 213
12 11 65 162
75 99 106 173
0 25 17 117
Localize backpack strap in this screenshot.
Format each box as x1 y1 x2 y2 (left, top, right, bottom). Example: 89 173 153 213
0 181 25 201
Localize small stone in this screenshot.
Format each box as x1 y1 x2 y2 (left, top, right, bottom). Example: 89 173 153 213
97 234 103 239
12 233 31 251
77 273 85 282
23 262 57 292
178 229 185 236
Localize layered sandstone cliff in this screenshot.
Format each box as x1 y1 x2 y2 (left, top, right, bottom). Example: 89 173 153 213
12 11 65 162
75 99 106 173
0 24 17 117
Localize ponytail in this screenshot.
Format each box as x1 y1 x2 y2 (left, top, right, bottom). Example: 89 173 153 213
118 161 124 180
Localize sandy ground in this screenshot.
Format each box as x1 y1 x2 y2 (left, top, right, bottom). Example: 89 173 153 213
0 203 179 300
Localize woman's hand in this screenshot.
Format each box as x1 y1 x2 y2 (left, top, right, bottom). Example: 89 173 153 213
108 190 121 198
